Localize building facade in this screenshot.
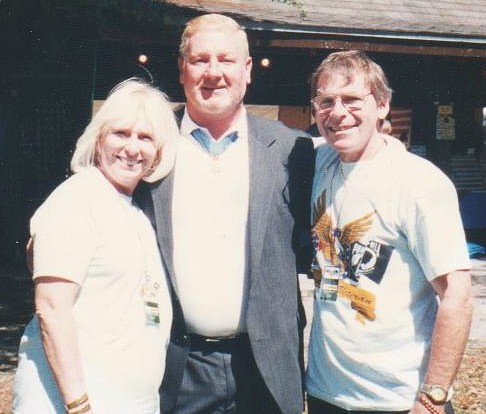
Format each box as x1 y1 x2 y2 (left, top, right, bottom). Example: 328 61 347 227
1 0 485 271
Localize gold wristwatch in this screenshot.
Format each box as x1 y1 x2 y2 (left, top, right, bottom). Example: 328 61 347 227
419 384 448 404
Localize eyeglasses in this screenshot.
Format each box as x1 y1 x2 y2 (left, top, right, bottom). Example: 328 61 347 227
311 92 373 116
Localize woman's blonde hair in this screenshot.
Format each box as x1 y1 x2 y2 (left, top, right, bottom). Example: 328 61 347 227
70 78 179 182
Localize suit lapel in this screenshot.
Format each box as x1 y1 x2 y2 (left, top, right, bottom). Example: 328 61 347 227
247 115 278 275
150 172 176 280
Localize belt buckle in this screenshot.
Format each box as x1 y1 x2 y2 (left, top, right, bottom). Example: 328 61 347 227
205 334 237 342
205 337 222 343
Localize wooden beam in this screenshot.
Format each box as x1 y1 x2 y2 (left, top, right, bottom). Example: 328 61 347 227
265 38 486 58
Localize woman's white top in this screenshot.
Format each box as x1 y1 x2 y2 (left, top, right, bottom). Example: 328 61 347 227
13 167 172 414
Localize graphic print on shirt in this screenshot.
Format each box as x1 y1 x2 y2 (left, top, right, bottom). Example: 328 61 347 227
311 190 394 323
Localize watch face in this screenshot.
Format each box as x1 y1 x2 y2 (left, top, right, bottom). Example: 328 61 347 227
429 386 447 403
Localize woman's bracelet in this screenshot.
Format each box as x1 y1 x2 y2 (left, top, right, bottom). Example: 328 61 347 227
418 393 443 414
66 403 91 414
65 393 90 414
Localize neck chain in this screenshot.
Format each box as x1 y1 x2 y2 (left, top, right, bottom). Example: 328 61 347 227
129 202 162 326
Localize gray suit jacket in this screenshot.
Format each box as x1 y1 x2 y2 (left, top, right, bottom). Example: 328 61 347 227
136 113 314 414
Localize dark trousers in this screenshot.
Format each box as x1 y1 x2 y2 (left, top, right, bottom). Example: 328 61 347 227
307 395 455 414
168 334 281 414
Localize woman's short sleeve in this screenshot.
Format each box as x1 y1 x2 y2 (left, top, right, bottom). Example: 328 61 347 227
31 176 96 284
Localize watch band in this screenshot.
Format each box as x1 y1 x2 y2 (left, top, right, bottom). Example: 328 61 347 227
419 383 448 404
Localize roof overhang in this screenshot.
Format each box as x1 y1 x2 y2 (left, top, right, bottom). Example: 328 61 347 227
161 0 486 58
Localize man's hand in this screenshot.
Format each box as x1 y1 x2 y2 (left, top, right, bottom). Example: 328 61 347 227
409 399 446 414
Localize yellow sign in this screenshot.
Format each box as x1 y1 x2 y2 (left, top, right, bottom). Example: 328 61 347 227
437 105 453 115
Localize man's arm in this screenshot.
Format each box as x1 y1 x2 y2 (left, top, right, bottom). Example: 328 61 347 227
26 236 33 272
410 269 473 414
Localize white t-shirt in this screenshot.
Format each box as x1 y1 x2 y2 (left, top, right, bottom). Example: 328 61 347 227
13 167 172 414
305 136 469 410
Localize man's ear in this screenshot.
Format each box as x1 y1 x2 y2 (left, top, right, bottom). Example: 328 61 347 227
245 57 253 85
377 100 390 121
178 57 185 85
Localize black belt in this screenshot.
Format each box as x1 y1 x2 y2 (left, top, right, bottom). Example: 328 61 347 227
189 333 248 350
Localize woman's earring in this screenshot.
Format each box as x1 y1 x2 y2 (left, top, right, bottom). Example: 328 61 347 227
145 164 156 176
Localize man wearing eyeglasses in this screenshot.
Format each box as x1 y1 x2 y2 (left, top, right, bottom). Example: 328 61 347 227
305 50 472 414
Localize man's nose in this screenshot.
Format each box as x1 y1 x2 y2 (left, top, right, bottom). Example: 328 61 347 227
328 98 348 115
327 99 349 119
204 59 222 77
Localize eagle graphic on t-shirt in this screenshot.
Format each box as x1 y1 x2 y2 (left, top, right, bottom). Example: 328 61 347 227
311 190 394 322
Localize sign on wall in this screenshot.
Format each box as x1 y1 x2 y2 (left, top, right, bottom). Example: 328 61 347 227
435 104 455 141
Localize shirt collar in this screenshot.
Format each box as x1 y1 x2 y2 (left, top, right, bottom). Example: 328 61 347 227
180 107 248 142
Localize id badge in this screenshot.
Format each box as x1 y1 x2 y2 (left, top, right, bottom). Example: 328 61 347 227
142 276 161 326
319 265 343 302
144 301 160 325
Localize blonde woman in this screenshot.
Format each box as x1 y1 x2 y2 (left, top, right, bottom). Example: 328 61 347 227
13 78 179 414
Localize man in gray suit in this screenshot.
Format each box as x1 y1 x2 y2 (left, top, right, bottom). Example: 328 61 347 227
138 13 314 414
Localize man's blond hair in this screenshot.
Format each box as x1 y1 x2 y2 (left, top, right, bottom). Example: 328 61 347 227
179 13 249 58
